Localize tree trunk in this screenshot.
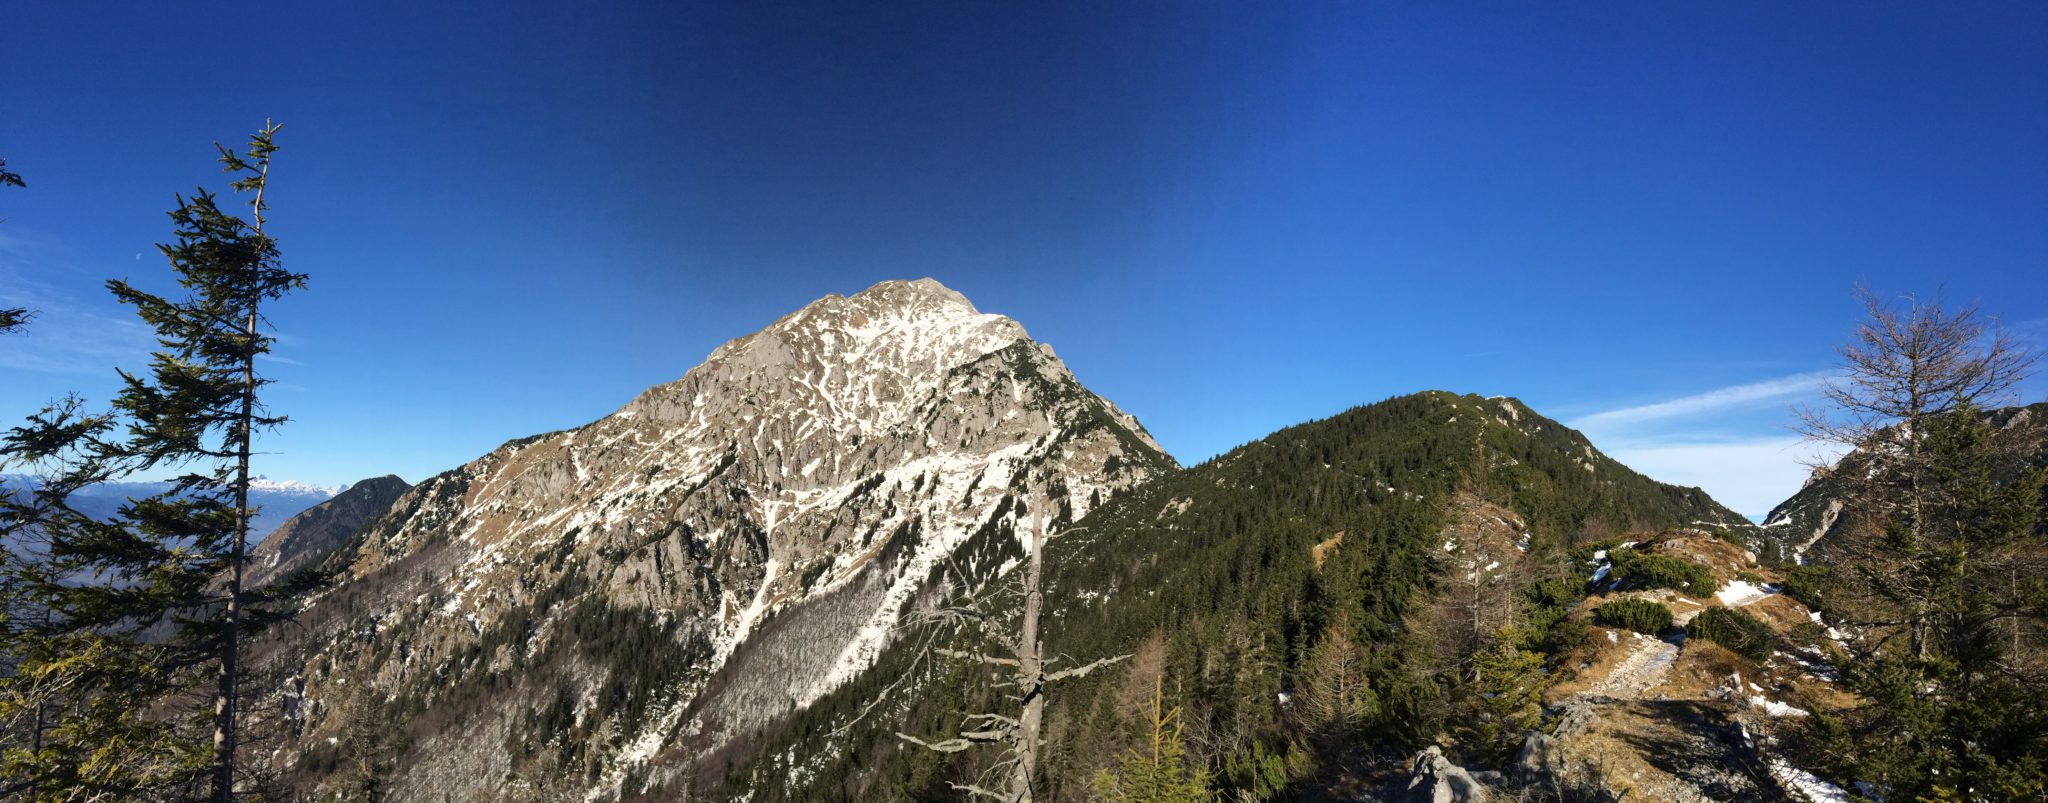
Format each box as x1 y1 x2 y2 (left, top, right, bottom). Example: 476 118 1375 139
1009 510 1045 803
212 302 256 803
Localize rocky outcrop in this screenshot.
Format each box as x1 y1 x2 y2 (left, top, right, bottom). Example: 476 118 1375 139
1406 746 1492 803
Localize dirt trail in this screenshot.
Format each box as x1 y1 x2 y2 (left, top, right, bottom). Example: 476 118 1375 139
1586 633 1680 700
1552 633 1727 802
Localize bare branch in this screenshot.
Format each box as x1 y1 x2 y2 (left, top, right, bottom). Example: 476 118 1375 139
947 782 1012 801
936 648 1021 667
1045 653 1130 684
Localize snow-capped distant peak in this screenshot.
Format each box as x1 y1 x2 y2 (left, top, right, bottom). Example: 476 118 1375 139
248 476 343 497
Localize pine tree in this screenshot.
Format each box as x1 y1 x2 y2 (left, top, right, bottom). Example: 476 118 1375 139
1092 678 1215 803
0 122 304 802
1455 639 1545 766
1810 405 2048 799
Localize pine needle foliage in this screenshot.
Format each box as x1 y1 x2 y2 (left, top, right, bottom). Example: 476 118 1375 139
1684 606 1774 660
1605 548 1715 595
0 122 308 802
1092 679 1215 803
1594 598 1673 634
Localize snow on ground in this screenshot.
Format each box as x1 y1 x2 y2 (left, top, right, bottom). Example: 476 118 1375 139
1767 757 1851 803
1750 696 1811 717
1717 579 1773 607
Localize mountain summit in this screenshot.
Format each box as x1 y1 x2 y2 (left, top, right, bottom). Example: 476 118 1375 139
264 279 1174 800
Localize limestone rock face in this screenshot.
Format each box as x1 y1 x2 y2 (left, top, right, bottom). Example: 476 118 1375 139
263 279 1175 801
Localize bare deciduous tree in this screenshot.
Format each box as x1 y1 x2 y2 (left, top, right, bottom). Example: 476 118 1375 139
1798 287 2037 450
1795 286 2040 659
898 496 1128 802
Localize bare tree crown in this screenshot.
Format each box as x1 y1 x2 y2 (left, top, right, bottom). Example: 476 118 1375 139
1798 286 2039 450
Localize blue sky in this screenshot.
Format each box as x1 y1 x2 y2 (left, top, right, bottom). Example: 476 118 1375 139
3 2 2044 518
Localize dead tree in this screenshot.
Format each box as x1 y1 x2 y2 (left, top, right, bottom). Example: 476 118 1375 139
899 496 1128 802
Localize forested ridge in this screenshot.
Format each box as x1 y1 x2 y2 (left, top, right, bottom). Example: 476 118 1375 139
702 391 1755 801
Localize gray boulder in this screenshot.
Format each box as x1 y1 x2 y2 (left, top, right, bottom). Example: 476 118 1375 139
1406 745 1491 803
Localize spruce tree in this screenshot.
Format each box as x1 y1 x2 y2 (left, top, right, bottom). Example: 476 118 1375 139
0 122 304 802
1809 405 2048 799
1092 678 1215 803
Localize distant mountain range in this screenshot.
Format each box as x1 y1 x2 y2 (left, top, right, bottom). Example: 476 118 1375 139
0 473 344 539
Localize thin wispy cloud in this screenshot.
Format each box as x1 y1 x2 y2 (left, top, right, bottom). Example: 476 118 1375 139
1570 371 1834 430
0 250 156 376
1599 437 1837 518
1566 371 1842 519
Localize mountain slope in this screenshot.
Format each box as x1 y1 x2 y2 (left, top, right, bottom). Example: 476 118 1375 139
709 391 1756 801
244 475 411 589
1759 401 2047 564
258 279 1174 801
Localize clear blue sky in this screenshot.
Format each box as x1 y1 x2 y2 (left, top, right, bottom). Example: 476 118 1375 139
3 2 2044 517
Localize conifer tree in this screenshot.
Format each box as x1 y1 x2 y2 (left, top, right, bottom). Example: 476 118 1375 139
1092 678 1215 803
1794 289 2048 798
1809 405 2048 799
0 122 304 802
1796 287 2038 658
1295 619 1374 740
1454 638 1545 766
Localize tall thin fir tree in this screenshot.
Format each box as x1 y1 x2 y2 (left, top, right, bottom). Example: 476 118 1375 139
108 119 303 803
0 122 304 802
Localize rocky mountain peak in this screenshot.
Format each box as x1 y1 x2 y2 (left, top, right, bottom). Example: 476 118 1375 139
682 278 1029 432
264 280 1174 801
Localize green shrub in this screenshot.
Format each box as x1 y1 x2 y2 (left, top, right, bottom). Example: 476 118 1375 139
1686 606 1774 660
1596 598 1674 634
1779 564 1832 613
1608 548 1716 594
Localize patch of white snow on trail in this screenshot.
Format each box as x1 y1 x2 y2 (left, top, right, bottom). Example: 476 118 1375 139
1767 757 1850 803
1751 696 1810 717
1718 580 1773 607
